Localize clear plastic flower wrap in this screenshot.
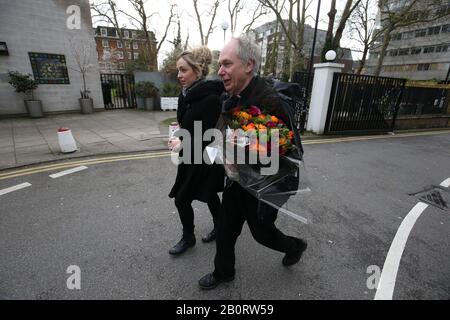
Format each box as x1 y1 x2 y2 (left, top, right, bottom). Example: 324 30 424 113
209 104 311 224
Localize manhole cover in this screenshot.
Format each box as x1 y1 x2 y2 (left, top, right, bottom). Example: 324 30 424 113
410 186 450 211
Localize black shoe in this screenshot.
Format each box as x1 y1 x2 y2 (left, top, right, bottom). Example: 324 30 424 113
282 238 307 266
169 236 196 255
201 229 217 243
198 272 234 290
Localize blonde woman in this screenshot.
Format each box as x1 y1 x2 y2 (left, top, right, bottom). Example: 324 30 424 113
168 47 224 255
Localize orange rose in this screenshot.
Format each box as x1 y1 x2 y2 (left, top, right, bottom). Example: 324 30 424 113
271 115 279 123
240 112 252 120
246 123 255 130
258 114 266 120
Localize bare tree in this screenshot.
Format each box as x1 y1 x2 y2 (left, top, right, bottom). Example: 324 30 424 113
258 0 312 80
322 0 362 60
228 0 245 34
348 0 378 74
241 2 270 33
227 0 268 35
373 0 450 76
192 0 221 45
90 0 129 66
119 0 176 70
67 38 97 98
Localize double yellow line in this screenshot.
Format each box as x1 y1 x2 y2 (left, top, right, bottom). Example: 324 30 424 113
0 129 449 181
0 151 171 181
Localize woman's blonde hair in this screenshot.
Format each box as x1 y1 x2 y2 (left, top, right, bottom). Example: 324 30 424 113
177 46 212 78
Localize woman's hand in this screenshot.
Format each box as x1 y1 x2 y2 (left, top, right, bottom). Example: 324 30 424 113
168 137 181 152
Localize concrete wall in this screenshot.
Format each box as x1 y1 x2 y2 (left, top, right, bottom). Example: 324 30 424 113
0 0 103 116
394 115 450 130
134 71 174 91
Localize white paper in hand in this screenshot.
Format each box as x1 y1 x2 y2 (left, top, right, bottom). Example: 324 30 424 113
205 146 219 163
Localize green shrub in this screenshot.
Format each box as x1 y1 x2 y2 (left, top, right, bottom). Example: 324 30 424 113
161 82 181 97
135 81 159 98
8 71 39 100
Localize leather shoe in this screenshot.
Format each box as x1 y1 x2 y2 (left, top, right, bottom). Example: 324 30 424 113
201 228 217 243
169 236 196 255
198 272 234 290
282 238 307 266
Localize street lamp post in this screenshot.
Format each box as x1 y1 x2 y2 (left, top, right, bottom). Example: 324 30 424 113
221 21 229 44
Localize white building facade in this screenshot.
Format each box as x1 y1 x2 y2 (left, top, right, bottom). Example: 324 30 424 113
366 0 450 80
0 0 103 116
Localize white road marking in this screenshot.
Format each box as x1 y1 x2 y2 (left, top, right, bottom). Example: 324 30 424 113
440 178 450 188
375 177 450 300
49 166 88 179
375 201 429 300
0 182 32 196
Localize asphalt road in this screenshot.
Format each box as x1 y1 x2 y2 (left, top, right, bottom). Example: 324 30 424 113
0 132 449 300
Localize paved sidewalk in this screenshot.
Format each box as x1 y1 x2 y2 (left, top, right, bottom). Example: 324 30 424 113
1 109 447 171
0 109 176 170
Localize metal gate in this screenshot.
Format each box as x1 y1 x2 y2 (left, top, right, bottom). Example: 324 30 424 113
100 74 136 109
324 73 406 134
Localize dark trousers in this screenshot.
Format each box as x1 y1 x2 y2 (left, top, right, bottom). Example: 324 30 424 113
213 182 298 279
175 194 221 236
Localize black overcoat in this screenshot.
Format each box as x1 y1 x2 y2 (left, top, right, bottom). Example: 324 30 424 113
168 79 225 203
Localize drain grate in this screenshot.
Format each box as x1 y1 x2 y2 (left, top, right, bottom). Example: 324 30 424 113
409 186 450 211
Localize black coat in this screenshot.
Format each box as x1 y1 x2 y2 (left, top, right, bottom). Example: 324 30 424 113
169 79 225 203
217 76 300 211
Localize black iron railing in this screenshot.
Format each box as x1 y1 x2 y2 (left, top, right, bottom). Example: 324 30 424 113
100 73 136 109
325 73 406 134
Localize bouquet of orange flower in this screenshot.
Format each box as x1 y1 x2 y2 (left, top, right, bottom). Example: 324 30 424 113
207 101 309 223
228 105 296 156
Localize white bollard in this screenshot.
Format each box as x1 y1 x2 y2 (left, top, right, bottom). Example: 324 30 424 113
57 128 77 153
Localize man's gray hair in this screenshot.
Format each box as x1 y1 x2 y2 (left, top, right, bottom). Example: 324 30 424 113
233 35 261 76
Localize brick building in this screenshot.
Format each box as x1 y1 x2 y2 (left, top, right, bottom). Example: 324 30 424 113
94 26 157 74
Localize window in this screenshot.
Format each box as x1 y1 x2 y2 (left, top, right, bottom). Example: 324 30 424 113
124 30 129 38
125 42 130 49
133 52 139 59
119 62 125 69
128 52 132 60
436 45 448 53
133 42 138 50
415 29 426 37
417 63 430 71
442 24 450 33
102 50 111 60
117 51 124 59
423 46 435 54
390 49 398 56
101 28 107 36
102 39 109 48
410 47 421 55
132 31 137 38
403 31 415 39
391 33 402 41
117 41 123 48
427 26 440 36
398 48 409 56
